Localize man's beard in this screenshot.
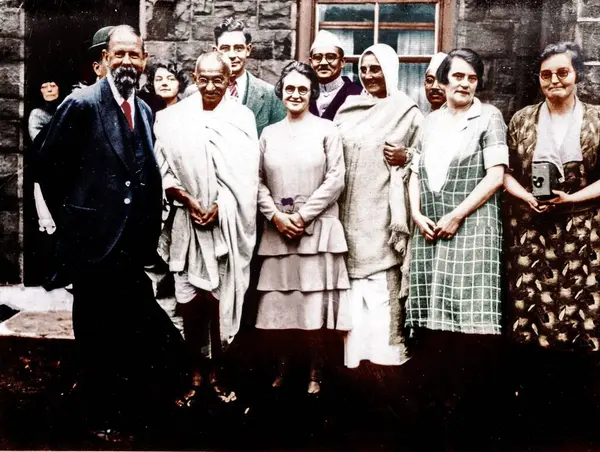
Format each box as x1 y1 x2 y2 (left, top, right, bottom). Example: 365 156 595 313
112 66 139 99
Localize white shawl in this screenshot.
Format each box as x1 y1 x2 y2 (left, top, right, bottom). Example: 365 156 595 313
154 94 259 346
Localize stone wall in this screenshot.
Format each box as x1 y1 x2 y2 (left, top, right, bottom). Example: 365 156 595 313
454 0 545 121
456 0 600 120
0 1 24 284
144 0 296 85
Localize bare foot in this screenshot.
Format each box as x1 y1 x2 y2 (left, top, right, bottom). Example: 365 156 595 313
272 376 285 388
307 380 320 395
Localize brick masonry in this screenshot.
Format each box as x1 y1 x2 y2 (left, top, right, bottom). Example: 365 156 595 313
1 0 600 285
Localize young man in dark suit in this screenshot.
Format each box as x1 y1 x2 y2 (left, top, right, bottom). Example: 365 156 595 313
308 30 362 121
37 25 187 441
213 17 286 137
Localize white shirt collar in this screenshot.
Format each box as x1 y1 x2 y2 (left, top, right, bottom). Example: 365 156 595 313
319 76 344 93
107 71 136 128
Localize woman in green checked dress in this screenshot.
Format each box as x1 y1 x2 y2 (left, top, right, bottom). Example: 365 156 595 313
405 49 508 415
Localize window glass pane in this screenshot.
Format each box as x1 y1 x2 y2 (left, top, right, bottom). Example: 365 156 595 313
341 62 359 84
399 62 429 112
319 29 374 56
379 4 436 23
318 4 375 23
380 30 435 55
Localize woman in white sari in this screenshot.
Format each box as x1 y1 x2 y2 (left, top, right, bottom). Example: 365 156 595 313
335 44 423 368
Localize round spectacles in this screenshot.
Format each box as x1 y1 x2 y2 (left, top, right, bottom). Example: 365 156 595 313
540 67 571 81
309 53 340 64
284 85 310 96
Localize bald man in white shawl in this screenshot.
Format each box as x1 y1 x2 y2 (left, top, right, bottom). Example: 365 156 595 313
154 52 259 403
335 44 423 368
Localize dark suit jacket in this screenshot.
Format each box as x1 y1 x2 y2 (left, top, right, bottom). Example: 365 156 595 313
37 78 163 268
309 76 363 121
243 72 286 137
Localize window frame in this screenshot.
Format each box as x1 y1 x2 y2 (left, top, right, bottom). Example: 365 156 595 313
296 0 455 64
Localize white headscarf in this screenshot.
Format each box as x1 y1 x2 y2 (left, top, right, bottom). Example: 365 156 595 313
358 43 399 97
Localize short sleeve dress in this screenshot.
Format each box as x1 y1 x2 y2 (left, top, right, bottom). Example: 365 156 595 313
406 99 508 334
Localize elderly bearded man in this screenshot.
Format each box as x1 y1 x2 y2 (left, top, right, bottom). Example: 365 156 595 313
308 29 362 120
154 51 259 405
36 25 189 441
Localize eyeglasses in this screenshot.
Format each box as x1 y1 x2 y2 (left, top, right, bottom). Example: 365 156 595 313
284 85 310 96
309 53 339 64
540 67 571 81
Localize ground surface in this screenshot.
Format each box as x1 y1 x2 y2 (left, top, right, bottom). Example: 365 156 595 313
2 326 600 451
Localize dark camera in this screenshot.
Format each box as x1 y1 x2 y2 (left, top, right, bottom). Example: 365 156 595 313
531 162 560 199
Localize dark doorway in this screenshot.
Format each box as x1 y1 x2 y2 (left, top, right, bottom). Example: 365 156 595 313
23 0 139 286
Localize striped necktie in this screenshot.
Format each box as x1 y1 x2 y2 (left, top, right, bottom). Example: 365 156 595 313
228 78 238 98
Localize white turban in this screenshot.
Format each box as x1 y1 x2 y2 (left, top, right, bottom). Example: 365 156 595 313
426 52 448 76
310 30 343 53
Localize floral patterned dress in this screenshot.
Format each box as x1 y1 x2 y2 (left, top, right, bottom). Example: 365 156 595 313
505 101 600 351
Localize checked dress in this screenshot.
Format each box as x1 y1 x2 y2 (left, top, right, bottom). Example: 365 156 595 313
406 99 508 334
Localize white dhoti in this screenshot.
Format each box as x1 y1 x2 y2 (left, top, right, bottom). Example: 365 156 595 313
344 270 411 368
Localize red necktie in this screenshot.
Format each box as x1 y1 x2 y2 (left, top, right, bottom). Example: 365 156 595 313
228 78 238 98
121 100 133 131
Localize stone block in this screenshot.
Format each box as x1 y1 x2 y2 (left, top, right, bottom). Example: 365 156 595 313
463 21 514 57
579 22 600 61
147 0 191 41
192 15 226 41
0 38 23 62
0 119 19 151
0 63 23 98
581 0 600 17
258 59 292 84
0 99 20 119
579 65 600 105
273 30 293 60
0 8 23 38
145 40 178 61
0 173 18 211
192 0 213 15
513 19 542 57
489 58 518 94
0 153 18 177
258 1 292 30
177 41 212 68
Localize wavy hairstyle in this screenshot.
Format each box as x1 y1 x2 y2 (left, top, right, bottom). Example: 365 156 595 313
274 61 320 101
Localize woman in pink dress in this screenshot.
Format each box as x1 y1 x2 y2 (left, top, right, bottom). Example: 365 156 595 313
255 61 352 396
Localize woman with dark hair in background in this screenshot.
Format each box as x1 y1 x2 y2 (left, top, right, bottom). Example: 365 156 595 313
143 59 190 108
504 42 600 415
405 48 508 425
255 61 352 395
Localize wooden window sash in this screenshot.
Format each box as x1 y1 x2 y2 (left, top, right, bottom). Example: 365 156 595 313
318 21 435 30
296 0 455 61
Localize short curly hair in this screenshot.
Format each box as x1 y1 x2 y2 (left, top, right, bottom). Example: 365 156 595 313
143 59 190 97
214 17 252 44
539 41 585 83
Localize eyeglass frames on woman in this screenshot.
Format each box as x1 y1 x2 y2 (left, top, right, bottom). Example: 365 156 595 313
539 67 571 81
309 53 340 64
284 85 310 96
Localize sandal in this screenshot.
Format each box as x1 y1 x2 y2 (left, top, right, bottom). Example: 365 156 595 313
209 370 237 403
175 385 202 408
